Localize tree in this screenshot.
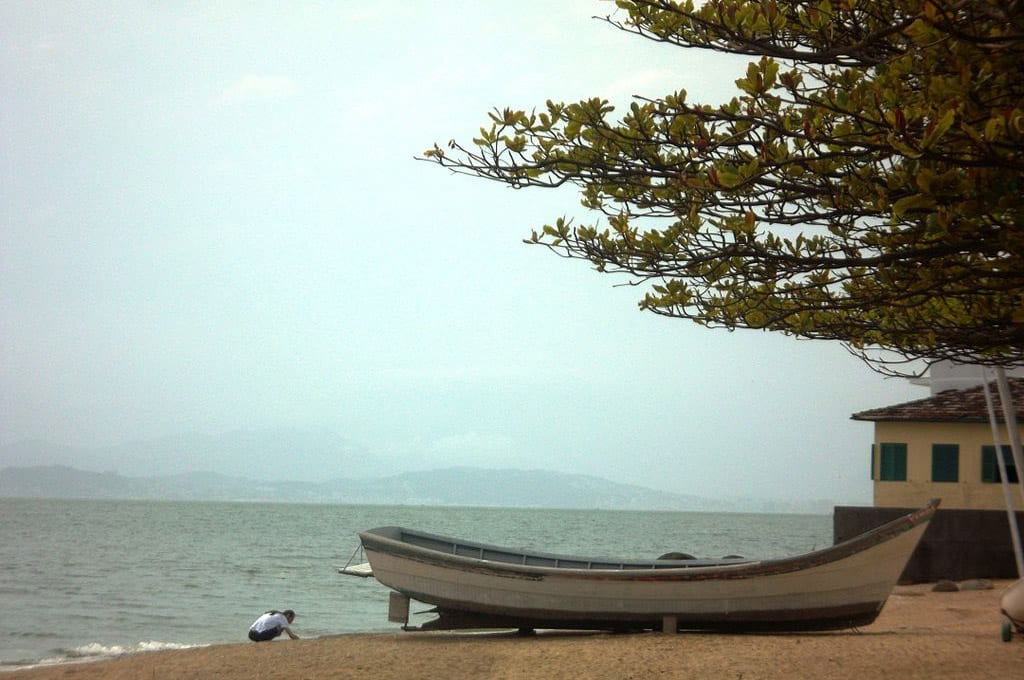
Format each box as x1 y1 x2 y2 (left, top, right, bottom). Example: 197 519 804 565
424 0 1024 374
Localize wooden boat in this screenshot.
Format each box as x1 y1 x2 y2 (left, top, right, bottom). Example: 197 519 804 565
355 500 938 633
1001 578 1024 641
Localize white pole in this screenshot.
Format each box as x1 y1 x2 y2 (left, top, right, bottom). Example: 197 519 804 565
994 366 1024 506
982 368 1024 578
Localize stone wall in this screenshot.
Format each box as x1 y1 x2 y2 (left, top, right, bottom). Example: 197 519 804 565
833 505 1024 583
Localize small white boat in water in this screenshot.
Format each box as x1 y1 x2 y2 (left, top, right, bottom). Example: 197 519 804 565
354 500 938 633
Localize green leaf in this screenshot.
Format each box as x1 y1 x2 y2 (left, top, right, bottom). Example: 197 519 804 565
921 109 956 149
892 194 937 219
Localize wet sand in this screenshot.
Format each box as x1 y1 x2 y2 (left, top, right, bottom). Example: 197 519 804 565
8 581 1023 680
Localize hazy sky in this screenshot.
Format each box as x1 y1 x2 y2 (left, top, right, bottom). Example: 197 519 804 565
1 1 924 503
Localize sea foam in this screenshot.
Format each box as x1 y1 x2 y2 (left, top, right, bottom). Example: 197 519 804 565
10 641 206 670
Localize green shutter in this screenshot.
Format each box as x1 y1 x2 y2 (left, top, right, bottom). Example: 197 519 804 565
982 446 999 483
931 444 959 482
879 443 907 481
983 445 1021 484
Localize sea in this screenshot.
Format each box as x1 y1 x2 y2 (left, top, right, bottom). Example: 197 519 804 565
0 497 832 670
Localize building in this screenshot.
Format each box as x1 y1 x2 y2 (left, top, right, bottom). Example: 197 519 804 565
835 373 1024 581
851 378 1024 511
907 360 1023 395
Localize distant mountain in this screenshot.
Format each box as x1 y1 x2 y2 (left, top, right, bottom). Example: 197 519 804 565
320 467 719 509
0 430 379 482
0 464 834 513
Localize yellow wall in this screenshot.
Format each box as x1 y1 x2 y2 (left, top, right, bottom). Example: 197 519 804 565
871 421 1024 510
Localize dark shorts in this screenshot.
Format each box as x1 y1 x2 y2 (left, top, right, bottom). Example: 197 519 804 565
248 627 281 642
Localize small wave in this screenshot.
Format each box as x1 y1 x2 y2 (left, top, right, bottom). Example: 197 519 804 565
3 641 205 671
9 631 63 640
68 641 199 659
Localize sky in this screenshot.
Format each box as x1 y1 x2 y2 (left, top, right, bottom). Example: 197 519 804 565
0 1 925 504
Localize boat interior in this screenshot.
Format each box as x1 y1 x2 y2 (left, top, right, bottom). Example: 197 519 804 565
363 526 752 570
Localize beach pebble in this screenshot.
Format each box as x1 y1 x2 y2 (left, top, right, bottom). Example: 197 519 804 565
958 579 993 591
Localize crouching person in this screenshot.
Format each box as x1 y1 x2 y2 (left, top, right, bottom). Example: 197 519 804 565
248 609 299 642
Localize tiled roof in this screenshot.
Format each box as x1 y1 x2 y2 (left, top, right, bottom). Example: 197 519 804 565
851 378 1024 423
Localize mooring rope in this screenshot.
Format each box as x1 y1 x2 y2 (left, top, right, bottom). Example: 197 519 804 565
339 543 364 574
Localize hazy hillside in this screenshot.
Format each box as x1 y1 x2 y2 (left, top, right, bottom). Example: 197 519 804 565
0 464 834 513
0 431 381 481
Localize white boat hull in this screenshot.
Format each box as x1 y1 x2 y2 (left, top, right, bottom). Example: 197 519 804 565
1002 578 1024 626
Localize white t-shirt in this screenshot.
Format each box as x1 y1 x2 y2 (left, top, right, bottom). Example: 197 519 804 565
250 612 290 634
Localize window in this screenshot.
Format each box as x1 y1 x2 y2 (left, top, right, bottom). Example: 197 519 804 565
982 445 1020 484
931 444 959 482
879 443 907 481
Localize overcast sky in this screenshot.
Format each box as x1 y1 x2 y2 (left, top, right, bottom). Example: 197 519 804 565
0 1 924 503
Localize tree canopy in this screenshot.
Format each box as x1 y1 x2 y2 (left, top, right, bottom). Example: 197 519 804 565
424 0 1024 373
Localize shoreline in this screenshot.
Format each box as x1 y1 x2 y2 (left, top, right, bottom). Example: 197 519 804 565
5 581 1022 679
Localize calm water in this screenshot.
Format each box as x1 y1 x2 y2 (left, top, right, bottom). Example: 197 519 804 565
0 498 831 668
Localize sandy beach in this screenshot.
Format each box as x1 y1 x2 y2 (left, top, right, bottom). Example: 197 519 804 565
8 581 1023 680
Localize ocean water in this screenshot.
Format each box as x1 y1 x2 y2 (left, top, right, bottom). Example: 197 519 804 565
0 498 831 669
